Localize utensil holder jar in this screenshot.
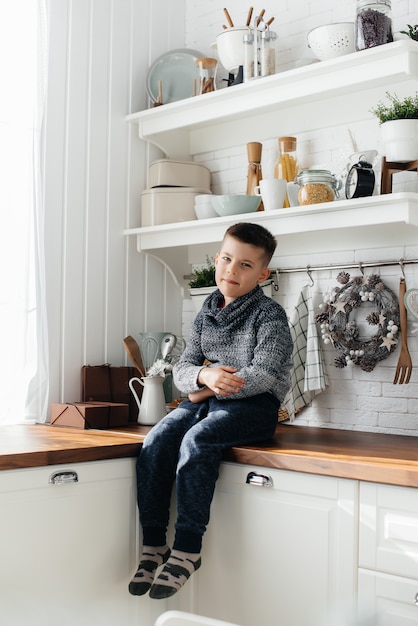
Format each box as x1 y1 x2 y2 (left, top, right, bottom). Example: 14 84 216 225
243 32 255 82
244 27 277 81
260 30 276 77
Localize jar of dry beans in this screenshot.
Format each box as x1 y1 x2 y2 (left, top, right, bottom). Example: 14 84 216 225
355 0 393 50
295 169 340 205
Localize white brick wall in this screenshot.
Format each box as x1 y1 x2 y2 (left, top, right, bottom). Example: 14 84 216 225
183 0 418 435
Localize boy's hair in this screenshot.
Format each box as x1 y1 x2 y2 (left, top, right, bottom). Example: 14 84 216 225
224 222 277 265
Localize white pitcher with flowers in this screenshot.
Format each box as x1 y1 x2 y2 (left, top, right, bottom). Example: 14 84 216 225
129 358 173 425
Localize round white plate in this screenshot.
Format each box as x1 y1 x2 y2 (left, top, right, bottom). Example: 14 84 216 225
146 48 204 104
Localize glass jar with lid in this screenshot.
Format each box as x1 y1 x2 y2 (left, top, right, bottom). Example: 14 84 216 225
355 0 393 50
274 136 298 208
295 170 340 205
195 57 218 94
260 29 277 77
243 32 255 82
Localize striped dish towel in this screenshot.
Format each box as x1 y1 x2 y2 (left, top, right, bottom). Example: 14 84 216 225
283 284 328 421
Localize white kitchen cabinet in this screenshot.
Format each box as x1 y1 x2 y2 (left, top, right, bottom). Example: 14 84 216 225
358 482 418 625
0 459 163 626
177 463 358 626
358 570 418 625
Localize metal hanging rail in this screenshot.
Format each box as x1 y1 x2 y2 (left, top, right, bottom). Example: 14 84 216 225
272 258 418 275
269 258 418 290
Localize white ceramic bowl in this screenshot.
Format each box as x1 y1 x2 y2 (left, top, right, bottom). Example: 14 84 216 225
210 194 261 217
194 202 218 219
307 22 355 61
195 193 213 204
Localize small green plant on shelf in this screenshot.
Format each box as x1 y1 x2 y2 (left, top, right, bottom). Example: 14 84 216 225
370 91 418 124
188 256 216 288
400 24 418 41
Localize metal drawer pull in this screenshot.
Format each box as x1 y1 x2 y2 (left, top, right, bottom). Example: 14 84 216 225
246 471 273 487
414 592 418 606
49 470 79 485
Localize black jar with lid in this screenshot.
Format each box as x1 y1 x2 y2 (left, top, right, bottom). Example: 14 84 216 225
355 0 393 50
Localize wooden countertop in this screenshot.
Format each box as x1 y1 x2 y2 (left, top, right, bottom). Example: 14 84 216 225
1 423 418 488
0 424 147 470
224 426 418 488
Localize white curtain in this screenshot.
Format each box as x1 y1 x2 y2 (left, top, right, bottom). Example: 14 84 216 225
0 0 49 424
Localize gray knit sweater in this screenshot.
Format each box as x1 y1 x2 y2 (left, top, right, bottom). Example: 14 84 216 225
173 285 293 403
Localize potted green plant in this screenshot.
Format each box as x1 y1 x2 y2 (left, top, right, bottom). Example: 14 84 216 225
188 256 216 290
400 24 418 41
188 256 217 313
370 91 418 162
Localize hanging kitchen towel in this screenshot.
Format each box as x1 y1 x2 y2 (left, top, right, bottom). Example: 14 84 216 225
283 284 329 420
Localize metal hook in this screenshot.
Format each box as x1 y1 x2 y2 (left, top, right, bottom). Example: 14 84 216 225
358 262 364 275
306 266 314 287
272 269 279 291
399 258 406 278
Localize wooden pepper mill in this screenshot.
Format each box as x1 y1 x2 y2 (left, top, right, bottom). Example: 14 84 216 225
246 142 264 211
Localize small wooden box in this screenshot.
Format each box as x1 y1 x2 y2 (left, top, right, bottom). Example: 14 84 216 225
81 365 139 422
50 402 129 429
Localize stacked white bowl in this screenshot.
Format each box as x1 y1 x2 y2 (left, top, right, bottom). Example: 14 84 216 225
194 194 217 219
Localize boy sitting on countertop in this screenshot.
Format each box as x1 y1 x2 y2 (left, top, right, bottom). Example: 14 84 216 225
129 221 293 599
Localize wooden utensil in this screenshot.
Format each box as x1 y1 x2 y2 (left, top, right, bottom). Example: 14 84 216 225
123 335 146 378
153 80 163 107
246 6 253 27
393 278 413 384
256 9 266 26
223 7 234 27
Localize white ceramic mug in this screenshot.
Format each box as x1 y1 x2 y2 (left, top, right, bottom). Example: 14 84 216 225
286 182 300 207
254 179 287 211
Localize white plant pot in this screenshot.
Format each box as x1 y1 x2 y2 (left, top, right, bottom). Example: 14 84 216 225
189 286 218 313
380 119 418 163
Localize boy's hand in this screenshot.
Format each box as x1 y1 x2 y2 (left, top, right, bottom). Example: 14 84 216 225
188 388 215 403
198 365 244 397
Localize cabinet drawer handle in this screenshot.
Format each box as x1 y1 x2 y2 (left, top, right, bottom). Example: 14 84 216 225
49 470 79 485
245 471 273 487
414 592 418 606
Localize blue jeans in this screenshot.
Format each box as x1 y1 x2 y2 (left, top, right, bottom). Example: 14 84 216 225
136 393 279 553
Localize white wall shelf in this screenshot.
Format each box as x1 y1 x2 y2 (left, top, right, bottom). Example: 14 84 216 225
125 41 418 268
124 193 418 258
126 41 418 159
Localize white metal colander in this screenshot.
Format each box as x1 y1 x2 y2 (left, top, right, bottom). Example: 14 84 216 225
307 22 355 61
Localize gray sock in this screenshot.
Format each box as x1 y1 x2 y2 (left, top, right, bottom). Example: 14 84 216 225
128 545 171 596
149 549 201 599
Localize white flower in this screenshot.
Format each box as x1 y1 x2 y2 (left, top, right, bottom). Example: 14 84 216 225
146 358 173 378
